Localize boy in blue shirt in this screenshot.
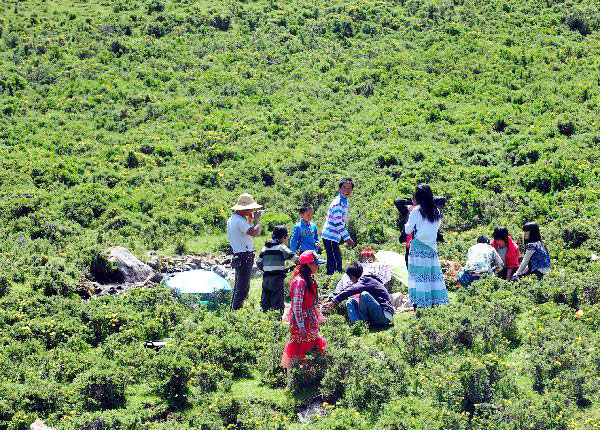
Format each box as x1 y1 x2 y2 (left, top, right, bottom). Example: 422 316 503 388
290 204 321 254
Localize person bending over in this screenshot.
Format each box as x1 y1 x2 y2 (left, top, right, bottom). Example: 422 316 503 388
325 263 394 327
457 236 504 287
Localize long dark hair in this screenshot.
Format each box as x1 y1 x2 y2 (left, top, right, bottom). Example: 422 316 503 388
523 222 543 244
414 183 440 223
295 264 316 297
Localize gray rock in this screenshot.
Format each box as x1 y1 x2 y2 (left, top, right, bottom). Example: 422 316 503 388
147 256 160 270
107 246 157 283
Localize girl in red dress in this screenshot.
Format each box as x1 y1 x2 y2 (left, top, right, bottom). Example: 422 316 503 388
281 250 328 368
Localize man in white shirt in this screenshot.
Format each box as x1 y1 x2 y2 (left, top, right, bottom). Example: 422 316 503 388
227 193 263 310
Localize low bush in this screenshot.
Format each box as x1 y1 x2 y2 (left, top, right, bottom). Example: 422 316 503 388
192 362 232 393
30 258 77 297
374 397 467 430
76 367 126 411
287 351 328 397
0 275 10 297
321 343 406 412
146 351 193 409
260 212 293 233
311 408 370 430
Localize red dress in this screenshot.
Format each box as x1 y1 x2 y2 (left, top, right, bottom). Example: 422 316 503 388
280 274 327 368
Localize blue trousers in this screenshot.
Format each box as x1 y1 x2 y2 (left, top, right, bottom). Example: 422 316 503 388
346 292 392 326
457 270 480 288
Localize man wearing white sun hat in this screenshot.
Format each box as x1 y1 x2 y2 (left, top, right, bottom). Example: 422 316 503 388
227 193 263 310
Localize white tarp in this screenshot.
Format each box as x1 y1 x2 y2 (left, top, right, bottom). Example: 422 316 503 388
166 270 231 294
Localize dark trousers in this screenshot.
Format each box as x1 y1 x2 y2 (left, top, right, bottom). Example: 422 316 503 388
260 274 285 313
516 269 544 280
230 251 254 310
497 268 510 280
323 239 343 275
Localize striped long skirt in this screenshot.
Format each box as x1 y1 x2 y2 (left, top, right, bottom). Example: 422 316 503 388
407 239 449 308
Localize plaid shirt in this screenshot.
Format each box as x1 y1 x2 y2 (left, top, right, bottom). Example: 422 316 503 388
290 276 317 329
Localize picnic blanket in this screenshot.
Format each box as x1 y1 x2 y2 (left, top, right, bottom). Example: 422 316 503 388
333 250 409 295
374 250 409 287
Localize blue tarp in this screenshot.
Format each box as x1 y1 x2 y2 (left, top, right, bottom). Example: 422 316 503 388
166 270 232 306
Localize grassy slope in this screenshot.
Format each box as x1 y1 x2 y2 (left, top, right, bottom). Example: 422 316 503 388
1 0 600 428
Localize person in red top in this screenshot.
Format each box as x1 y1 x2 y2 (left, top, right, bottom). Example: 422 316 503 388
281 250 327 368
491 226 520 280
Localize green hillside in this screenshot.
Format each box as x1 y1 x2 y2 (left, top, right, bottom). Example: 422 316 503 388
0 0 599 428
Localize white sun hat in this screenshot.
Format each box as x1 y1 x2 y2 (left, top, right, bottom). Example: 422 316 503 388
231 193 263 210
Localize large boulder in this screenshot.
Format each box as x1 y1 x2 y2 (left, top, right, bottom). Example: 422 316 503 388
107 246 157 284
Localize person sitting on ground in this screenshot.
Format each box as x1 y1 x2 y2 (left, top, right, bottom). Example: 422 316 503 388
227 193 263 310
405 183 449 309
325 263 394 327
322 178 356 275
281 251 327 368
290 204 321 254
256 226 298 313
512 222 551 280
490 226 520 280
457 236 504 287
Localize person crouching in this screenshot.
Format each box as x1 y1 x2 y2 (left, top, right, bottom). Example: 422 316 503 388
256 226 298 313
325 263 394 327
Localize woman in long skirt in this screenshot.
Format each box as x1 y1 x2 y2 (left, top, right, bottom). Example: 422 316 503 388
281 250 328 368
404 184 449 309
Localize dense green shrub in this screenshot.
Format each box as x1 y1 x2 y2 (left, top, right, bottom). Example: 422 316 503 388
23 380 64 414
30 258 77 297
374 397 467 430
147 351 193 408
287 351 328 397
0 275 10 297
193 362 232 393
76 368 126 411
1 0 599 427
321 344 406 411
259 212 293 233
310 408 370 430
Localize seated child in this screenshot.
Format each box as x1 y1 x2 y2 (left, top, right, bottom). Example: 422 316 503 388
457 236 504 287
290 204 320 254
256 226 298 313
491 226 520 280
512 222 551 280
